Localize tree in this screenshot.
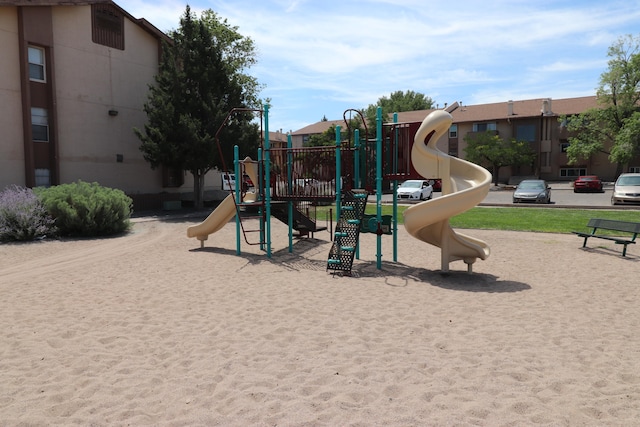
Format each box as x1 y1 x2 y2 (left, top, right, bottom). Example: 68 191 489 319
562 34 640 174
363 90 434 129
306 119 362 147
464 132 535 185
135 6 261 208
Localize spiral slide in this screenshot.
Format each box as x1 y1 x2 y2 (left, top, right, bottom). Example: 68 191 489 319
187 158 259 247
403 110 492 272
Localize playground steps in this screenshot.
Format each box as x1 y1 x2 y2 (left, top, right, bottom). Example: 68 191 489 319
270 200 327 237
326 189 369 275
235 200 267 246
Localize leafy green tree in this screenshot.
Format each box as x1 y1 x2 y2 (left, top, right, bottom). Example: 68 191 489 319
464 132 535 185
562 34 640 174
135 6 261 208
306 125 339 147
306 119 362 147
363 90 434 128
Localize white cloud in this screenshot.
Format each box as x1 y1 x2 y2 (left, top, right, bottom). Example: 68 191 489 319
114 0 640 130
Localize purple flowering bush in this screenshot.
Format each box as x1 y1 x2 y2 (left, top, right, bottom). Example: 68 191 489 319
0 185 57 242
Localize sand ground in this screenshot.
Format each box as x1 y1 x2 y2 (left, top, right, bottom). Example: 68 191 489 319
1 214 639 426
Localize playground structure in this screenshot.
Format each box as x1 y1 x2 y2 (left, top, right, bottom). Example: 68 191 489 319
186 105 492 273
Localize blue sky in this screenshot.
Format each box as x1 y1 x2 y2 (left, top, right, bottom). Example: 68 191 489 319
117 0 640 133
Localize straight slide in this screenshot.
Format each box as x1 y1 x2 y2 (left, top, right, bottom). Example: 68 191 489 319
186 194 237 245
186 157 260 247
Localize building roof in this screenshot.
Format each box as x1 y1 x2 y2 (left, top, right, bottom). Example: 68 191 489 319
292 119 344 136
2 0 109 5
291 95 599 134
449 96 598 123
267 131 287 144
3 0 171 43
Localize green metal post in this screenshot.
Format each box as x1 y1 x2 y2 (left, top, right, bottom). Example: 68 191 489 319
376 107 383 269
287 133 294 253
354 129 361 189
335 125 342 222
264 104 272 258
393 112 398 262
234 145 241 255
258 147 265 252
354 128 361 260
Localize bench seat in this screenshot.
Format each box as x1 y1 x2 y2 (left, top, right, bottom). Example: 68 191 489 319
572 219 640 257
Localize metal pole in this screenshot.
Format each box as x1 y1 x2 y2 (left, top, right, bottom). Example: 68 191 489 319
264 104 272 258
354 129 360 189
376 107 383 269
287 133 293 253
234 145 241 255
392 112 398 262
258 147 264 252
354 128 361 260
335 125 342 222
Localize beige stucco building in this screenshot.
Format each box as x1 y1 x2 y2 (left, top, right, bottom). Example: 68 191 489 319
0 0 198 209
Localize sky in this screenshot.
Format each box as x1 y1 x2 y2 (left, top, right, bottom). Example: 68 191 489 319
116 0 640 133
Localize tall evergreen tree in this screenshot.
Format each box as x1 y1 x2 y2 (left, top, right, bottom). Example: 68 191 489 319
136 6 260 208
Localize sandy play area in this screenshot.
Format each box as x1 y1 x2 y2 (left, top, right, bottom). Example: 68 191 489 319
1 213 639 426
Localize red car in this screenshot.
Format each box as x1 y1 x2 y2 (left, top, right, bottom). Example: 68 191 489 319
428 179 442 192
573 175 603 193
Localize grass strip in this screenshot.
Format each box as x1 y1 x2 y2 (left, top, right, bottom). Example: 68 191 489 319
314 204 639 235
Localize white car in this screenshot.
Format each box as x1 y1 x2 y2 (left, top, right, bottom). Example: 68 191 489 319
397 180 433 200
611 173 640 205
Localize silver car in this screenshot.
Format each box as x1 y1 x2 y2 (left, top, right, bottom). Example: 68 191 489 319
611 173 640 205
512 179 551 204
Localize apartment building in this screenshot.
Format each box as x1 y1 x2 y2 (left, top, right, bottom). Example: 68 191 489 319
0 0 187 209
291 96 638 183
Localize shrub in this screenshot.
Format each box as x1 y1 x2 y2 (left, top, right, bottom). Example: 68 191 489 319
36 181 132 237
0 185 57 242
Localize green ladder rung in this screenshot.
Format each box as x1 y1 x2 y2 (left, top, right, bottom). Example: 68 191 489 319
327 259 341 265
335 232 348 237
341 206 354 211
347 219 360 224
354 193 367 198
340 246 355 252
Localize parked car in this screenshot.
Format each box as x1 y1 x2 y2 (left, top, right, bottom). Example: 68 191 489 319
222 172 253 191
611 173 640 205
428 179 442 192
573 175 603 193
397 180 433 200
512 179 551 204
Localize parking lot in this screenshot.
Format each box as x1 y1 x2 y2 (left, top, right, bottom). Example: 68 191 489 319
384 182 639 209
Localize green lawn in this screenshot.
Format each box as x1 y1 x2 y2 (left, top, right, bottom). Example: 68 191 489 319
315 204 639 234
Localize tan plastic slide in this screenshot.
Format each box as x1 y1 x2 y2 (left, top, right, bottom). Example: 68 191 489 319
403 110 492 272
186 157 260 247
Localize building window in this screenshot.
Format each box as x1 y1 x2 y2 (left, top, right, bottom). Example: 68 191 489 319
31 108 49 142
28 46 46 82
472 122 496 132
516 124 536 142
449 124 457 138
560 167 586 178
560 140 570 153
629 166 640 173
92 4 124 50
35 168 51 187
